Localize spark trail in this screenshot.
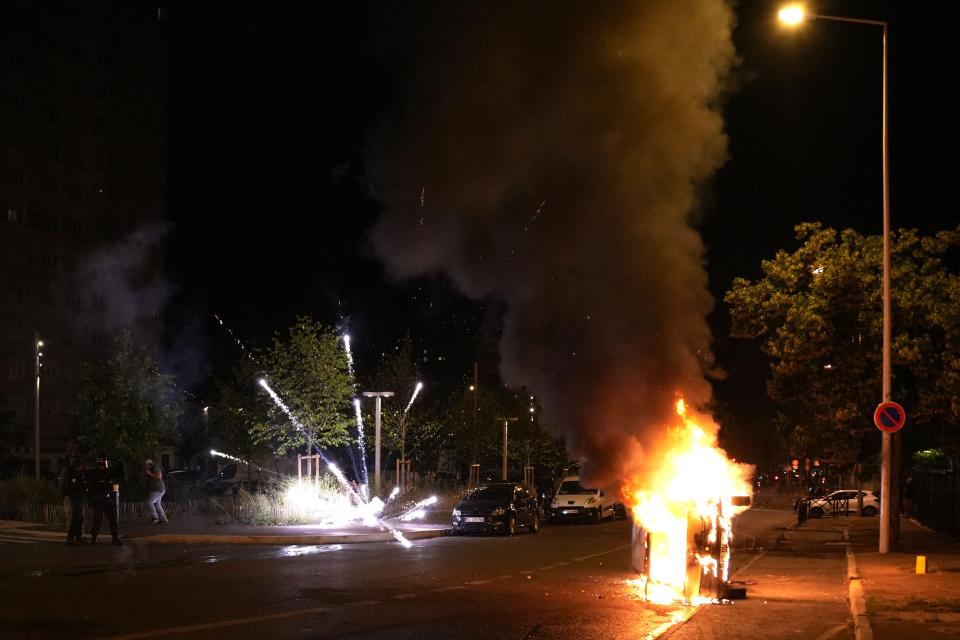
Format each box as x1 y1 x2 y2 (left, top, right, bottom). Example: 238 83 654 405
404 382 424 415
354 398 370 489
213 313 260 364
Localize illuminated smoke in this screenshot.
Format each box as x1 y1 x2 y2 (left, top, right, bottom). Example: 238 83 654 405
369 1 735 489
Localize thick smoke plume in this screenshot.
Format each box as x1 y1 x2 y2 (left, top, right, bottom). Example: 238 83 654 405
369 1 736 489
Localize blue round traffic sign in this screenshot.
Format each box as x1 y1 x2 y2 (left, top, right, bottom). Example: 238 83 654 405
874 401 906 433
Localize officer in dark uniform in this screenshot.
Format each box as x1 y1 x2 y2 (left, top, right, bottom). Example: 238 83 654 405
60 457 88 544
87 455 122 545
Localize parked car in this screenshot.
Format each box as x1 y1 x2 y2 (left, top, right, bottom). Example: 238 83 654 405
807 489 880 518
549 475 620 524
451 483 541 535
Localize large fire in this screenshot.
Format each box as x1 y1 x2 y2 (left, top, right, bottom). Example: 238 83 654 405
623 398 753 604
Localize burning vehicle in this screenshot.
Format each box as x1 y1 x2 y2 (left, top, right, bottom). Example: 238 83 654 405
624 399 753 604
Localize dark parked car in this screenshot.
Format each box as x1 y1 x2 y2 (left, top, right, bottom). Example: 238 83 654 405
451 483 541 535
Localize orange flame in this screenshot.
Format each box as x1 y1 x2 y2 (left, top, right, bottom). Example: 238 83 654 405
623 397 752 604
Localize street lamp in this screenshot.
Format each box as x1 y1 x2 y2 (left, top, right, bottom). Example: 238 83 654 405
496 417 518 481
778 4 896 553
362 391 394 496
34 335 43 478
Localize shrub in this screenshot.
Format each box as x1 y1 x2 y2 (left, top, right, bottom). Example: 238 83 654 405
0 475 62 504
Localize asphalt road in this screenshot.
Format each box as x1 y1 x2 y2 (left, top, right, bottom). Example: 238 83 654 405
0 503 796 640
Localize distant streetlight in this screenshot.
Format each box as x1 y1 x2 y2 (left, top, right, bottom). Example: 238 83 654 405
777 4 896 553
34 335 43 478
496 417 518 481
362 391 394 496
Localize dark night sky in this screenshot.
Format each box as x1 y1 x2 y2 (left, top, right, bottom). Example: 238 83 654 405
164 1 959 465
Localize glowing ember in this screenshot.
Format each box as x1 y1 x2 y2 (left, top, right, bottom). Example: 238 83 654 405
623 397 752 604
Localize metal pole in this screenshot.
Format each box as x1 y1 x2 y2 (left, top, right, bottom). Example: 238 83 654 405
496 417 518 481
503 421 508 481
879 22 897 553
34 334 42 479
363 391 394 497
802 11 895 554
375 396 382 496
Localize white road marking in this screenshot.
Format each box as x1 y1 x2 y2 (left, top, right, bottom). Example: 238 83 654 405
814 624 849 640
92 607 330 639
731 549 767 578
390 593 418 600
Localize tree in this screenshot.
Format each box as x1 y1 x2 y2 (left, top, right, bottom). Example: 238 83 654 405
252 318 355 472
209 359 274 481
725 223 960 465
370 332 422 465
76 332 181 475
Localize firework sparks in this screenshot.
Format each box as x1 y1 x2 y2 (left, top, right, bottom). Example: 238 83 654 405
404 381 424 415
354 398 370 487
257 379 416 547
342 334 354 375
213 313 259 364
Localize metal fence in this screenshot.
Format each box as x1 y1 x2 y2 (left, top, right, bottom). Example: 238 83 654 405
913 469 960 536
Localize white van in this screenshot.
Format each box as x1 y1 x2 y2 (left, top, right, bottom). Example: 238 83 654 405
549 475 618 523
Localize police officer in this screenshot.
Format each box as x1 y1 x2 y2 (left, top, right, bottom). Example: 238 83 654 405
60 457 88 544
87 455 122 545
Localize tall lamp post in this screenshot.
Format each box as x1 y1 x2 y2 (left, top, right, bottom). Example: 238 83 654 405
778 4 897 552
362 391 394 496
496 417 518 481
34 335 44 479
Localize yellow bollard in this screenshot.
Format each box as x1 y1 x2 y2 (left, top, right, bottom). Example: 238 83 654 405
916 555 927 575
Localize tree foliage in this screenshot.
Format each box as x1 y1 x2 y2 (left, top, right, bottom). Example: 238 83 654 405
725 223 960 463
76 332 181 471
209 359 274 477
252 317 355 456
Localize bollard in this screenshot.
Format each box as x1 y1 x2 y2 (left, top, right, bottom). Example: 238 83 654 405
916 555 927 575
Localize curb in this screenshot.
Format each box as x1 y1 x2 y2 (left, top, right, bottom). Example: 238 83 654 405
132 528 450 545
845 533 874 640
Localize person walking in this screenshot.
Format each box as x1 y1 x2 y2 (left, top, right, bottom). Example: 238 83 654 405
144 459 168 524
87 455 122 545
60 457 88 544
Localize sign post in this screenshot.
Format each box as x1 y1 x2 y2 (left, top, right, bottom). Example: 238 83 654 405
875 401 905 553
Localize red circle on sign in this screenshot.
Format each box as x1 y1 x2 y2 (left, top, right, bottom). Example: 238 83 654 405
874 401 906 433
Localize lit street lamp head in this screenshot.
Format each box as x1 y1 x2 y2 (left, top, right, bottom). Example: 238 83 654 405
778 3 807 26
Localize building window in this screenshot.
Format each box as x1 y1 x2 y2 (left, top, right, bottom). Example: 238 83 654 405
41 214 58 233
7 167 24 187
6 362 25 380
6 207 20 223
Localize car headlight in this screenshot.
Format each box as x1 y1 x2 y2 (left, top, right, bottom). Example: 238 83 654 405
490 507 506 517
452 508 461 517
585 497 598 505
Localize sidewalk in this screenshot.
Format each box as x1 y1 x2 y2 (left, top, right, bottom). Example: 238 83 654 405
846 515 960 639
24 513 450 545
667 506 856 639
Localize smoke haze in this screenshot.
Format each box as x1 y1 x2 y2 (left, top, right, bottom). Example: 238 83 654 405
369 1 736 488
